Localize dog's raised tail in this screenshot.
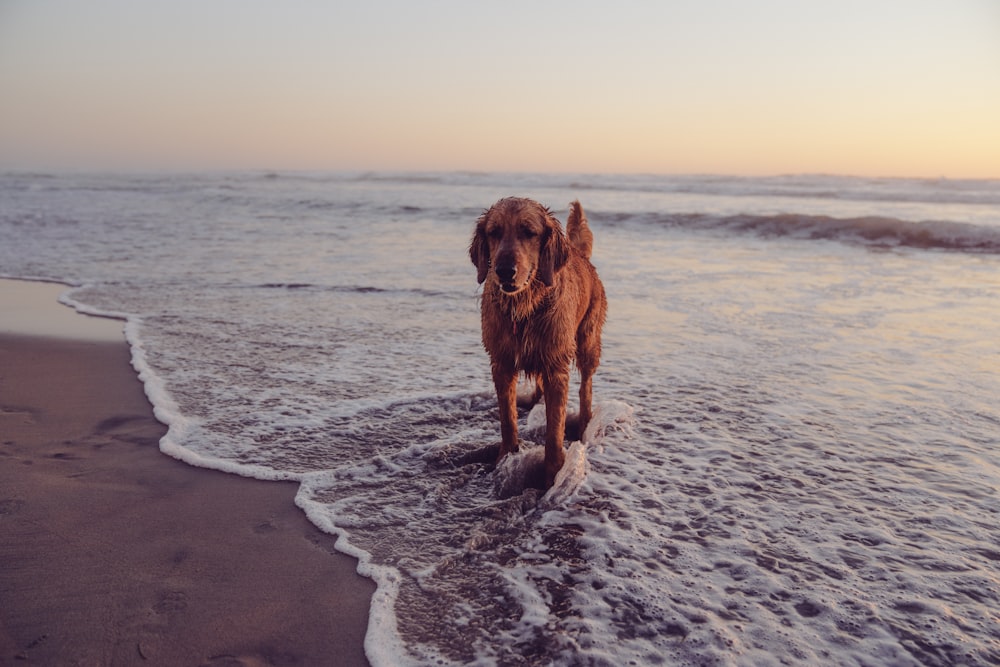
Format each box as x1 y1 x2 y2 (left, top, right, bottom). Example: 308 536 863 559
566 200 594 259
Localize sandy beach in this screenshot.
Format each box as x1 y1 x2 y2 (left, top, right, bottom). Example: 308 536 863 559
0 281 374 666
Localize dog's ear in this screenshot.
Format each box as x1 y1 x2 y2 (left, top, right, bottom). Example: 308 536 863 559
470 213 490 284
537 211 569 287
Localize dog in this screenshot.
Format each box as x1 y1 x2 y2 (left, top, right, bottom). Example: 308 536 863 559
470 198 607 487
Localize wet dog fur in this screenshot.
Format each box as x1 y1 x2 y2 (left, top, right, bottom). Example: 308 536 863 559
470 198 607 487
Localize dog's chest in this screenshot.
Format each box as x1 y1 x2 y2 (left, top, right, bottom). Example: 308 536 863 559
504 318 542 372
486 305 566 372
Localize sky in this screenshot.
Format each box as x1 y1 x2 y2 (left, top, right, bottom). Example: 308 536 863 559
1 0 998 178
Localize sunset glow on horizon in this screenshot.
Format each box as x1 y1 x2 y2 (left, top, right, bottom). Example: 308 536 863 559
2 0 998 179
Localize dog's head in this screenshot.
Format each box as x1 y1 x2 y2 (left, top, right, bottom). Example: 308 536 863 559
470 197 569 294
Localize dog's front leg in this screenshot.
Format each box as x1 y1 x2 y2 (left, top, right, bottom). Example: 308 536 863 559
542 369 570 487
492 363 520 460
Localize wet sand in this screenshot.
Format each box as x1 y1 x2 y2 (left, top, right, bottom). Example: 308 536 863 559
0 281 374 665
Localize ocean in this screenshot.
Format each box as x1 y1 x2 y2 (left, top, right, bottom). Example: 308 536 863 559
2 170 999 666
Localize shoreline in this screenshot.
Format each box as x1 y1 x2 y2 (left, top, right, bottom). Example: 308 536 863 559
0 281 374 665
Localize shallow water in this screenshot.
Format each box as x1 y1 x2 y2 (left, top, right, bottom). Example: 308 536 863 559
2 171 999 665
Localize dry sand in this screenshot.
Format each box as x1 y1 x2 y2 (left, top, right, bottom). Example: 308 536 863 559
0 281 375 666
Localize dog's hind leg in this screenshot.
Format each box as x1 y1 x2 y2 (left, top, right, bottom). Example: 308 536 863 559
516 374 543 409
574 302 605 443
576 367 595 442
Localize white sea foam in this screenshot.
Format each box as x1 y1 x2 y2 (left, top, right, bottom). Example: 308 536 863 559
2 171 999 665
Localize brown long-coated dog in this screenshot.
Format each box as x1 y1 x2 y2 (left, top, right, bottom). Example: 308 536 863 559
470 198 607 487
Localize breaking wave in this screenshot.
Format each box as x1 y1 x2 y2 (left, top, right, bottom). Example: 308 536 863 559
610 211 1000 253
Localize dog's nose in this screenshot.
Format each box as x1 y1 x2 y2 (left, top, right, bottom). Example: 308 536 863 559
495 263 516 284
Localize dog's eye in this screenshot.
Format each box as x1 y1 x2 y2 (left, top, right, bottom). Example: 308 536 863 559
520 227 538 239
487 227 503 239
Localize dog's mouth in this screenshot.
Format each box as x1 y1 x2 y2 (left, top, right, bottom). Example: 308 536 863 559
497 267 534 295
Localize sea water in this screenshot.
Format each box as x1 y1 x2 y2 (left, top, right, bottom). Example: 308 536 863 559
2 171 999 666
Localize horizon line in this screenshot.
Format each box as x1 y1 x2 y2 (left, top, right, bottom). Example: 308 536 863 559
2 166 998 182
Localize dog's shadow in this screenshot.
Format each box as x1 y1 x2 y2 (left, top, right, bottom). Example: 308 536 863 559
440 441 545 496
441 408 585 499
563 412 584 442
